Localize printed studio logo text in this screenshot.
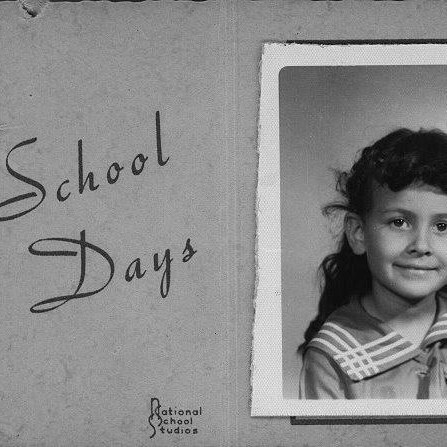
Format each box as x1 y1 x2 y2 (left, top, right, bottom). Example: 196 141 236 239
148 397 202 439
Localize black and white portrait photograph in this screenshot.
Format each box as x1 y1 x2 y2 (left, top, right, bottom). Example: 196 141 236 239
252 43 447 418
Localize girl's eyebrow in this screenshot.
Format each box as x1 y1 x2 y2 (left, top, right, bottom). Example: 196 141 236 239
378 208 414 215
378 208 447 218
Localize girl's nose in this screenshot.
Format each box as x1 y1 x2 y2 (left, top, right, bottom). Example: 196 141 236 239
407 229 432 255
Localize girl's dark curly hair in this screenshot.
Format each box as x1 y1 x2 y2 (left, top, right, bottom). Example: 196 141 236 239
300 128 447 350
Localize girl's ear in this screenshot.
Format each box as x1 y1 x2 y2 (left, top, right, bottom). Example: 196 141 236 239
345 212 366 255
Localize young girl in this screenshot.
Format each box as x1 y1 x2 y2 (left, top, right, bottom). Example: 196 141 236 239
299 128 447 399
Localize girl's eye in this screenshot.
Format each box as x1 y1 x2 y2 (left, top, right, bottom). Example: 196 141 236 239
436 222 447 232
391 219 408 229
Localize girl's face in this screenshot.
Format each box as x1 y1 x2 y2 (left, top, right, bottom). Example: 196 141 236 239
349 183 447 304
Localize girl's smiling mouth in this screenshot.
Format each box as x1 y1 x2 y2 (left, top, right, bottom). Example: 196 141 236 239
394 264 439 277
395 264 438 270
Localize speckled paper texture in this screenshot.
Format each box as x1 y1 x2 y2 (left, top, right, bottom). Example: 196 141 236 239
2 1 447 446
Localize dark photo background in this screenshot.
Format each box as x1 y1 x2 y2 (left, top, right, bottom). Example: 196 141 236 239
280 65 447 398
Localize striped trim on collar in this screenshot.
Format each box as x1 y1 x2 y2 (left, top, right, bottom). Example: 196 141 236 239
307 294 447 382
423 309 447 347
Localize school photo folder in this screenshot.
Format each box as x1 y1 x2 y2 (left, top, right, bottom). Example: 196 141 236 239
1 1 447 446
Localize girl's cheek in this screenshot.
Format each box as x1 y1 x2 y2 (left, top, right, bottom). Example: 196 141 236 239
433 239 447 254
376 233 406 253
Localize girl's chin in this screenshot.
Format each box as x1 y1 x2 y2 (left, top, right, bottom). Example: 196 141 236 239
372 278 440 304
391 288 438 304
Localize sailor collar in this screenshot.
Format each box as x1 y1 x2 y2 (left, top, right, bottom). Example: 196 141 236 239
307 294 447 382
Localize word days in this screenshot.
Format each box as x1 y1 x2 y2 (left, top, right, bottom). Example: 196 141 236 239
28 230 196 313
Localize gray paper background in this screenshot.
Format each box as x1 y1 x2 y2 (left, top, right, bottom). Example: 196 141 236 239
2 1 447 446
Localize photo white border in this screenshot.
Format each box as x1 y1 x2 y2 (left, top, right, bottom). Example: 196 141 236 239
252 43 447 417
